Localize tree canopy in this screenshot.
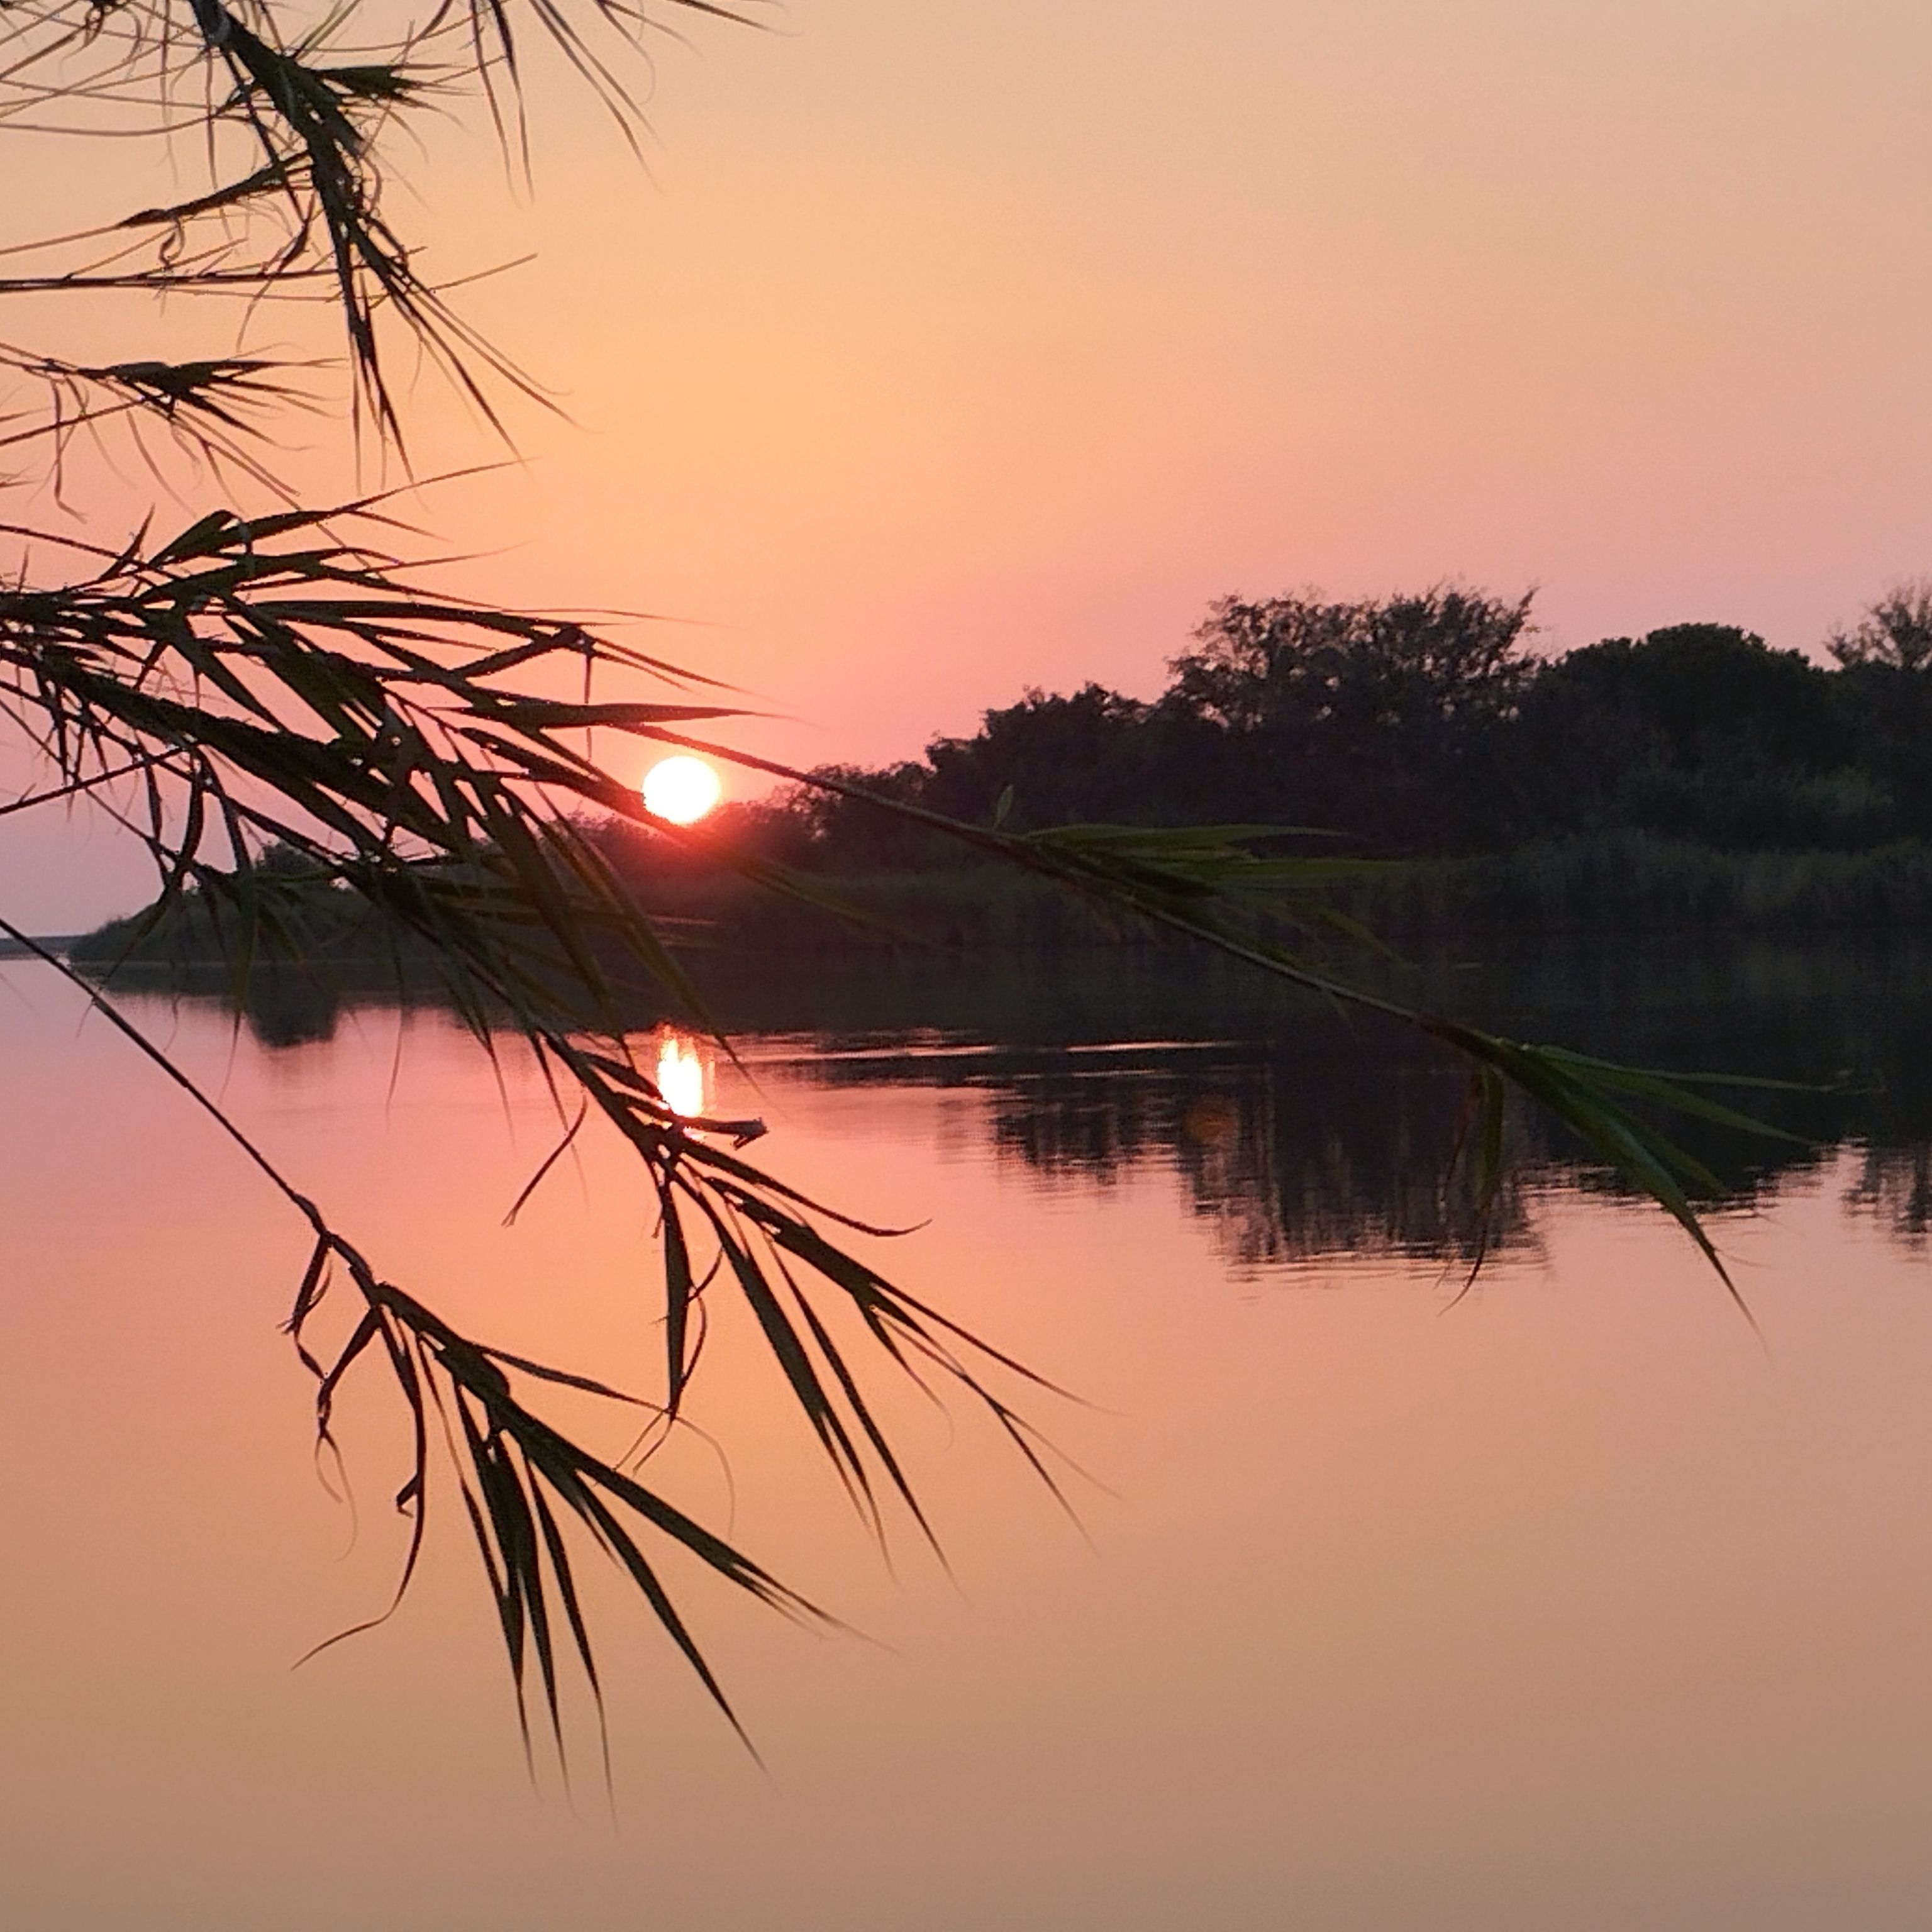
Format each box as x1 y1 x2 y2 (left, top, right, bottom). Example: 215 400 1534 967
782 592 1932 868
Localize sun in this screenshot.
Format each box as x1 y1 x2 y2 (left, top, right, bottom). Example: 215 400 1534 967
641 754 721 825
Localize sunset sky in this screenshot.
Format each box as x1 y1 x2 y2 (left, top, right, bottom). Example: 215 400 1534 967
9 0 1932 923
452 0 1932 751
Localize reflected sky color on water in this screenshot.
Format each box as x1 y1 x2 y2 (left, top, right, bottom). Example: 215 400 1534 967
3 960 1932 1929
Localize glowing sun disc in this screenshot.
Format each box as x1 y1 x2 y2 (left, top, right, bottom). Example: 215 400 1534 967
641 755 721 824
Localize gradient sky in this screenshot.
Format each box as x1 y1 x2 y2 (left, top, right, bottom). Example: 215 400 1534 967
8 0 1932 923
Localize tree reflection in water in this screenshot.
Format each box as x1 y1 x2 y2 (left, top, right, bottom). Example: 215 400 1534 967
119 935 1932 1266
733 936 1932 1269
979 1046 1544 1269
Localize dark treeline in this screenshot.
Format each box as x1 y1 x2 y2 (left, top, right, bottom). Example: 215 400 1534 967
72 581 1932 975
703 582 1932 866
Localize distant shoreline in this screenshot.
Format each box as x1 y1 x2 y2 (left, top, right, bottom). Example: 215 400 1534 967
59 833 1932 1002
56 830 1932 1028
594 831 1932 952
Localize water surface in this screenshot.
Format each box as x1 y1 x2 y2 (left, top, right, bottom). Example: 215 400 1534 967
3 947 1932 1929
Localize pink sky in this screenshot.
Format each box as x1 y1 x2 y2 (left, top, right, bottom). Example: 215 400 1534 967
8 0 1932 924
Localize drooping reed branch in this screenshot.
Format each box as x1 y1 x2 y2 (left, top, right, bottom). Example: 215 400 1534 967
0 0 1798 1765
0 502 1085 1757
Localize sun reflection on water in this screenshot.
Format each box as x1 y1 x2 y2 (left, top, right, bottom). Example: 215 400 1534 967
655 1033 706 1118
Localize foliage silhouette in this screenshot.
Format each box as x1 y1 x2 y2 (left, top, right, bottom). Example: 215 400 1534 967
770 591 1932 876
3 0 1802 1766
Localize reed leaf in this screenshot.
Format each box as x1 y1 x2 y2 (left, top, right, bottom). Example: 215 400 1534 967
0 0 1807 1770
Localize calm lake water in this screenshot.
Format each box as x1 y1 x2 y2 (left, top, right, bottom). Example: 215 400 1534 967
5 943 1932 1929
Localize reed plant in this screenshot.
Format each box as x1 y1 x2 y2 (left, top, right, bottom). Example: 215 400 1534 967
0 0 1801 1770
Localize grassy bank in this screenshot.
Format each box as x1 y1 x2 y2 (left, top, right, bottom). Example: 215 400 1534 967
637 833 1932 953
1325 833 1932 939
68 834 1932 994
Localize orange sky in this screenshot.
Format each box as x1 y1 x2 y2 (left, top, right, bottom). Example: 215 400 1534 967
8 0 1932 921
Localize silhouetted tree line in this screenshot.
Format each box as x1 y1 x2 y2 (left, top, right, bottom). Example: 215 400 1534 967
715 582 1932 865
